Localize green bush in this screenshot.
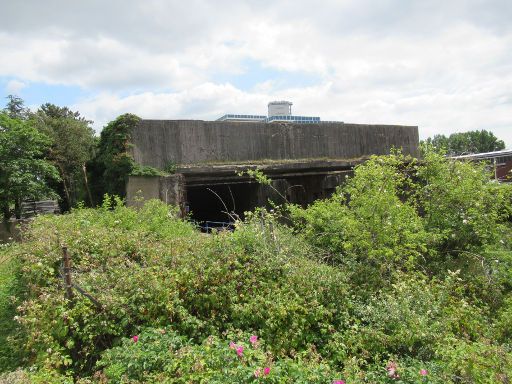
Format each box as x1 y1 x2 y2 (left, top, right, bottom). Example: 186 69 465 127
436 338 512 383
289 153 431 294
326 271 491 367
5 199 352 378
97 329 342 383
2 149 512 382
290 150 512 293
0 248 23 372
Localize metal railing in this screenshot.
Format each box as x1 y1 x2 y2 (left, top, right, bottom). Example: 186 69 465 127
198 221 235 233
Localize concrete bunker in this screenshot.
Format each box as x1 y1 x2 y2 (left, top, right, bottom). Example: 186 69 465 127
186 182 261 225
126 119 420 223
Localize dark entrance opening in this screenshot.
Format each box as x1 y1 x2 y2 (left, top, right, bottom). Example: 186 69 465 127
186 182 260 231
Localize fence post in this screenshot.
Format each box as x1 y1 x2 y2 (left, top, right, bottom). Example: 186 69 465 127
268 220 280 253
62 246 74 300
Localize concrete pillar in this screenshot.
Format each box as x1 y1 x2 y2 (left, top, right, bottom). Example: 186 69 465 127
127 174 186 215
159 174 186 216
253 179 289 207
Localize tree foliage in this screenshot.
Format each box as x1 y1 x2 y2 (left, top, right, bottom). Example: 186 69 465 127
291 150 512 283
422 130 506 155
0 112 60 219
3 95 29 120
88 114 141 203
33 103 96 209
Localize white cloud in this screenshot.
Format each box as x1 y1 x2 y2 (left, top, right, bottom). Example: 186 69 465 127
72 83 268 128
1 0 511 146
5 79 27 94
74 76 512 148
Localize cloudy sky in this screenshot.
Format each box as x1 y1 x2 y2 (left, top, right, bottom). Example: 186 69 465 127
1 0 511 146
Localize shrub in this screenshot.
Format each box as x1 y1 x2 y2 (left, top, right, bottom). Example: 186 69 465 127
6 199 351 377
97 329 342 383
0 248 23 372
290 150 512 294
326 271 492 367
2 149 512 382
289 153 430 293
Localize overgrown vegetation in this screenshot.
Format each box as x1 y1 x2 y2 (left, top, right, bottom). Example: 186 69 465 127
88 113 166 205
1 96 161 215
1 149 512 383
87 114 141 203
33 103 96 210
0 248 23 372
0 112 60 220
1 96 96 217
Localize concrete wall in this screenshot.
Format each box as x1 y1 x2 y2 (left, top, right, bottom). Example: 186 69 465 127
126 174 186 213
130 120 419 168
126 175 160 207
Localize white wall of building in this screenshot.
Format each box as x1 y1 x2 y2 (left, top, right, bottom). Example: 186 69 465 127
268 101 292 116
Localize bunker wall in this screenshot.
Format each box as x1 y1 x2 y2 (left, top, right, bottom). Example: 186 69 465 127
130 120 419 168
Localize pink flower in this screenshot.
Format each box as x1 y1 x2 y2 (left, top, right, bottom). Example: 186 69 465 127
132 335 139 343
254 369 261 378
387 361 399 379
229 341 236 349
332 381 345 384
263 367 270 376
236 346 244 357
250 335 258 345
420 369 428 376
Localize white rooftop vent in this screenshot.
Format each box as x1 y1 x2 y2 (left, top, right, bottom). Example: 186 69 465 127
268 101 292 117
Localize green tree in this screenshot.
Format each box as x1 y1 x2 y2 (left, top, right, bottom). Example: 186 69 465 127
88 113 141 203
33 103 96 209
422 130 505 155
0 112 60 220
3 95 28 120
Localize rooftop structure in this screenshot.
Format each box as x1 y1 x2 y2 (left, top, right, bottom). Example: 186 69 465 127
451 149 512 182
217 101 323 124
450 149 512 162
216 114 321 124
216 114 268 122
268 100 292 116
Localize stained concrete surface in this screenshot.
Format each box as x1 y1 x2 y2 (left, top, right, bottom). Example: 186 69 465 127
130 120 419 168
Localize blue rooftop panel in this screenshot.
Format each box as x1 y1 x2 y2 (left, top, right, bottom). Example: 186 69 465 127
219 113 330 123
